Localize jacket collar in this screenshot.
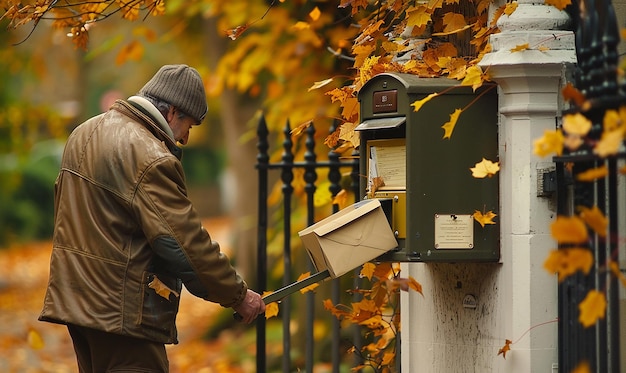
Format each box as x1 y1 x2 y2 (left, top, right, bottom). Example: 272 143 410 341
111 99 183 160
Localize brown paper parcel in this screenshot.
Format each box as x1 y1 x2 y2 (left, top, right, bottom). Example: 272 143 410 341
298 199 398 278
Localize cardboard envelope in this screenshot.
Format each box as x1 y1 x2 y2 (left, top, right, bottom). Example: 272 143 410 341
298 199 398 278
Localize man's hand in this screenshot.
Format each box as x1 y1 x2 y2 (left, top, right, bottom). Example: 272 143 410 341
233 289 266 324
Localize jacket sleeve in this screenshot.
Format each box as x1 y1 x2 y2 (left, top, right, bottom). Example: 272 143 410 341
132 155 247 308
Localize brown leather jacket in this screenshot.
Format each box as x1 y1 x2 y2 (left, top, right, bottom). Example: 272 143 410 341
39 99 247 344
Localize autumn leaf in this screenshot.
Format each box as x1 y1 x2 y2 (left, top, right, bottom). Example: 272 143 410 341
562 82 587 108
550 215 588 244
510 43 529 52
339 121 360 149
503 2 518 15
332 189 349 209
406 5 432 28
395 276 424 295
441 108 463 139
225 24 249 40
594 127 625 157
265 302 279 319
571 361 592 373
148 275 180 300
543 248 593 282
308 78 333 91
609 261 626 287
563 113 592 136
544 0 572 10
439 13 468 34
28 327 45 350
576 165 609 182
470 158 500 178
497 339 512 359
578 290 606 327
533 129 564 157
361 262 376 280
309 7 321 21
578 206 607 237
290 120 312 137
411 93 439 112
460 65 484 91
297 272 320 294
115 40 144 66
473 210 497 227
370 176 385 194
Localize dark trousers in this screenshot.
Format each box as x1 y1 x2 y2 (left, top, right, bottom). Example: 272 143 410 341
67 324 169 373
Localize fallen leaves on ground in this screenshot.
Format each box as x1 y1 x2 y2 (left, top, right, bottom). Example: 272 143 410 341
0 217 256 373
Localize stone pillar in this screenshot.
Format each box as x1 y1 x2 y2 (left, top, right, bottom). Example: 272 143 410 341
400 2 577 372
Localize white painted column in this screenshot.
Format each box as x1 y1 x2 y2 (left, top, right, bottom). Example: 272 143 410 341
400 2 577 372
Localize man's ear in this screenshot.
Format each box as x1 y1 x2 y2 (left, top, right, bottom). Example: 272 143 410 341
165 105 176 123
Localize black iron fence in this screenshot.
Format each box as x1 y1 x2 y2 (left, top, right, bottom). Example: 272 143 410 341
556 0 624 371
254 116 361 372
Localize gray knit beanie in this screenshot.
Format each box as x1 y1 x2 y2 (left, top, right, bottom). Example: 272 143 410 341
138 64 208 123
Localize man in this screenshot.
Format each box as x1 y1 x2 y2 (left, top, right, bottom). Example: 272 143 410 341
39 64 265 372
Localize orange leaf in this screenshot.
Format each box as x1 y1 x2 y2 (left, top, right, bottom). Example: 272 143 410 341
308 7 321 21
115 40 144 66
441 108 462 139
544 0 572 10
407 276 423 295
308 78 333 91
594 127 625 157
360 262 376 280
497 339 512 359
440 12 467 34
225 24 249 40
473 210 497 228
543 248 593 282
406 5 431 28
297 272 320 294
578 206 607 237
470 158 500 178
576 165 609 182
265 302 279 319
562 82 587 107
609 261 626 287
290 120 312 137
571 361 592 373
578 290 606 327
550 215 588 244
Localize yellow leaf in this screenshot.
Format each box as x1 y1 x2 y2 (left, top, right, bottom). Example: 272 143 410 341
297 272 320 294
361 262 376 280
292 21 310 30
578 290 606 327
290 120 312 137
576 165 609 182
406 5 432 28
339 121 360 149
497 339 512 359
594 127 625 157
314 181 333 207
411 93 439 112
470 158 500 178
510 43 529 52
332 189 349 209
148 275 180 300
578 206 607 237
550 215 588 244
460 65 483 91
265 302 279 319
473 210 497 228
543 248 593 282
563 113 592 136
441 108 462 139
28 327 45 350
533 129 564 157
382 351 395 365
503 2 518 15
309 78 333 91
309 7 321 21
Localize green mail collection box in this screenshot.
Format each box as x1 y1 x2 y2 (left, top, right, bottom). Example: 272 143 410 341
356 72 500 262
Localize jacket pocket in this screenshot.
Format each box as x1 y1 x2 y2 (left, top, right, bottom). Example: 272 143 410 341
138 272 182 338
